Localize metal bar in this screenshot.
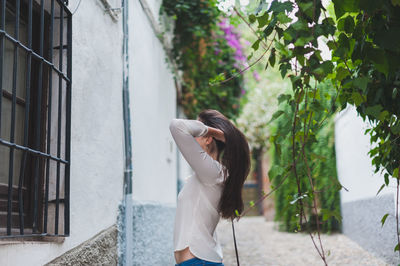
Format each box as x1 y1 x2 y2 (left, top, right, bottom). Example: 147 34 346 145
17 0 33 236
122 1 134 263
122 0 132 196
44 0 55 234
0 139 69 164
55 0 71 15
64 7 72 236
2 89 26 105
52 45 67 50
0 232 68 239
55 3 63 235
32 0 45 233
0 30 71 83
7 0 20 236
0 0 5 135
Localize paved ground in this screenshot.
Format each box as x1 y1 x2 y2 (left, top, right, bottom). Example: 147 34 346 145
216 216 389 266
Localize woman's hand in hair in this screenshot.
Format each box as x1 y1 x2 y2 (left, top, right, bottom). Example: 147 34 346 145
206 127 225 143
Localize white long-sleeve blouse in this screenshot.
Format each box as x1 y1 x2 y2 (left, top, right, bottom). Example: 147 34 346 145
169 118 225 263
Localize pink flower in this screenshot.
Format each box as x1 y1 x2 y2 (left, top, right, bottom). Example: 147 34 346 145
217 18 247 69
253 71 261 81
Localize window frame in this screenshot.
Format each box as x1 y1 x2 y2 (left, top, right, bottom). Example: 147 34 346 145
0 0 72 240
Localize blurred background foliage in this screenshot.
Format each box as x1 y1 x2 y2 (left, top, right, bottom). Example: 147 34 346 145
270 80 341 233
160 0 246 119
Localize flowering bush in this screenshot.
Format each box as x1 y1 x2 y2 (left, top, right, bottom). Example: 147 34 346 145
161 0 246 119
218 18 247 69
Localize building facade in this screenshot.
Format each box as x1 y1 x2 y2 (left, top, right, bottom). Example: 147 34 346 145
0 0 182 265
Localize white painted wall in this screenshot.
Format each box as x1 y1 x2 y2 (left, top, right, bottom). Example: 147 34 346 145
334 105 396 204
0 1 124 265
130 0 178 206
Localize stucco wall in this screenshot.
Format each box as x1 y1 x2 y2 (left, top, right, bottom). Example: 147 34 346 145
334 105 398 264
118 200 175 266
0 1 124 265
335 105 397 202
130 0 177 205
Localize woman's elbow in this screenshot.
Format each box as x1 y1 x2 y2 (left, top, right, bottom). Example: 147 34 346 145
169 118 179 132
170 118 185 135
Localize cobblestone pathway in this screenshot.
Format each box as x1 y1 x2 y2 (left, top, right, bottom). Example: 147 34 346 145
216 217 389 266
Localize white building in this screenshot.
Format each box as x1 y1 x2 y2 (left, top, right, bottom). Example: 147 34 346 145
335 105 398 265
0 0 183 265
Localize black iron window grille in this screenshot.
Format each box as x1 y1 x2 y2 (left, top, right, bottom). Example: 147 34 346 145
0 0 71 239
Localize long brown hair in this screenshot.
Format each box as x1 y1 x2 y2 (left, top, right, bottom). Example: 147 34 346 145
198 109 250 219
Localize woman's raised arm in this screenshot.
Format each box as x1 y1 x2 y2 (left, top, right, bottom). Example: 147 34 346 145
169 119 223 185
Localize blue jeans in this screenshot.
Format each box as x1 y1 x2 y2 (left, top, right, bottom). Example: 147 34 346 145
175 257 224 266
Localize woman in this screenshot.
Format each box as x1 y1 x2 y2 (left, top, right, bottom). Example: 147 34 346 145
169 109 250 266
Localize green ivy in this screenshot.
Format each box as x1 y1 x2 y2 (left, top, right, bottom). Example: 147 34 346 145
160 0 244 119
270 81 341 233
240 0 400 259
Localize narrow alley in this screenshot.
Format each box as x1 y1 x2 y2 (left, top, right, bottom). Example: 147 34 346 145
217 217 388 266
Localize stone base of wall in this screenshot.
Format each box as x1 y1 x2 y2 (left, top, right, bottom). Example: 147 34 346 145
118 200 176 266
342 194 398 265
46 225 118 266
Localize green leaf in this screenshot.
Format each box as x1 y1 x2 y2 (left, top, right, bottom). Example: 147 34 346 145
351 92 365 106
278 93 291 105
332 0 360 19
268 164 283 180
366 48 389 77
257 12 269 28
298 2 314 18
393 88 398 99
381 213 389 227
249 14 256 24
279 63 291 78
268 0 293 14
338 15 355 34
275 142 281 157
268 48 276 67
313 61 334 80
321 61 334 74
365 105 383 119
376 184 385 196
263 17 277 37
385 173 390 186
294 36 314 47
378 111 389 122
391 123 400 134
394 168 399 178
269 110 285 122
310 100 324 112
252 39 261 51
291 20 308 31
276 13 292 24
320 209 342 222
249 200 255 207
336 66 350 81
353 76 370 92
395 243 399 252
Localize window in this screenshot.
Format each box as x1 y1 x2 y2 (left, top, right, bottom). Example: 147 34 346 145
0 0 71 238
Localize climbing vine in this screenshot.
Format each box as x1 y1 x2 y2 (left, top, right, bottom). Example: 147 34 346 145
270 80 341 234
224 0 400 263
160 0 246 119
